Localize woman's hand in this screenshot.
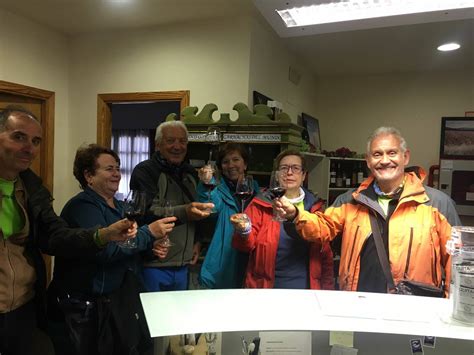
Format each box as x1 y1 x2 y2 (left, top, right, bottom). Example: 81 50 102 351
149 216 177 239
274 197 297 221
198 165 214 184
152 239 169 259
100 219 137 243
230 213 251 235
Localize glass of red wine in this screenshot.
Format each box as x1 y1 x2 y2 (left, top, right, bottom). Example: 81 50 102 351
235 175 254 213
120 190 146 248
269 170 287 221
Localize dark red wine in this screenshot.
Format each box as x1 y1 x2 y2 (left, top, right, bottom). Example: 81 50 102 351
269 187 286 199
125 211 142 221
235 191 252 202
203 183 217 191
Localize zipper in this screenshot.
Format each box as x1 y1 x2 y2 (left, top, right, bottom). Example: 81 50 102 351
5 240 15 311
403 228 414 278
430 233 438 284
344 225 359 286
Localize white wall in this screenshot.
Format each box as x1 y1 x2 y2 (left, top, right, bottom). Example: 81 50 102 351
0 9 70 209
248 16 319 121
315 70 474 171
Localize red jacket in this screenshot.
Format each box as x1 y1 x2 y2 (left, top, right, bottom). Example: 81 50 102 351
232 191 334 290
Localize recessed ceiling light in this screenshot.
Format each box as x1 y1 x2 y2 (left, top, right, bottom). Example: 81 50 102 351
277 0 474 27
437 43 461 51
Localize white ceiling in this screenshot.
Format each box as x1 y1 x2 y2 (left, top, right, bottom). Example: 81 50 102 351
0 0 472 76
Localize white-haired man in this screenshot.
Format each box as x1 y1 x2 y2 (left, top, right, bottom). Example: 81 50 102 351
130 120 213 291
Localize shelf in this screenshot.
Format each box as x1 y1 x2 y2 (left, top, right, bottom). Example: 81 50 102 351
328 156 366 161
247 170 271 176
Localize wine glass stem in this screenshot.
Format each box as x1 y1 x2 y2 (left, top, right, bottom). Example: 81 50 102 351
241 200 244 213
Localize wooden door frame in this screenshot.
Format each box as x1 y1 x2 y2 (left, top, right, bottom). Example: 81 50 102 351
97 90 190 146
0 80 55 192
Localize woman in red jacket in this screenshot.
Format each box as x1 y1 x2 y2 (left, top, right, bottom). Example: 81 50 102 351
231 149 334 289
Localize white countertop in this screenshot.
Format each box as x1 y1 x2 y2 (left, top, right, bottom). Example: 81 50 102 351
140 289 473 340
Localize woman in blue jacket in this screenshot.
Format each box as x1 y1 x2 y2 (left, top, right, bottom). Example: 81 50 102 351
47 144 175 355
197 143 259 288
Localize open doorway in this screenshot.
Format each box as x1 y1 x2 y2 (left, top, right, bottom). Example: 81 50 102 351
97 91 190 196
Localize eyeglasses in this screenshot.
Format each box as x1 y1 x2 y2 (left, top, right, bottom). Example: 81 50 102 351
278 164 303 174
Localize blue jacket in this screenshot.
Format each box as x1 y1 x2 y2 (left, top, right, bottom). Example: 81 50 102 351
51 187 154 296
197 178 259 288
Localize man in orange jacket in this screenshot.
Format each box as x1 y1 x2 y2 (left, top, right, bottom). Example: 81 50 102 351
276 126 461 295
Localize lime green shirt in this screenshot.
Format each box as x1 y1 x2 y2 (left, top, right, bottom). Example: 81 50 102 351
0 178 24 239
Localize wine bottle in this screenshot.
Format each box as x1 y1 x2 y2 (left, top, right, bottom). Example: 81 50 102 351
330 161 337 187
357 162 364 184
344 169 351 188
351 166 357 187
335 162 343 188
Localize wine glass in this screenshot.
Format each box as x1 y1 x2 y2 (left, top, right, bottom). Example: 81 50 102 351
199 162 220 213
205 126 221 163
120 190 146 248
157 200 175 247
269 170 287 221
235 175 254 213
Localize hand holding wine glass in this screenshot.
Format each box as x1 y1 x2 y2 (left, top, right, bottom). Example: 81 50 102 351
120 190 146 248
155 201 175 248
198 162 220 212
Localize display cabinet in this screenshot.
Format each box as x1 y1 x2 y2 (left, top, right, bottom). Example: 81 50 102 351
308 156 369 205
172 103 305 187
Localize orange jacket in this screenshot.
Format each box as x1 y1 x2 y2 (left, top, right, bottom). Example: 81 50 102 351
295 168 461 296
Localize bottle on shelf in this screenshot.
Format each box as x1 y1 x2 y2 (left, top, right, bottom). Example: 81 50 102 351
357 162 364 185
335 162 343 188
344 168 351 188
330 161 337 187
351 167 357 187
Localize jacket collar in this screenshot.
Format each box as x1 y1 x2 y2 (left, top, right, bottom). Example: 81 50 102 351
353 167 429 208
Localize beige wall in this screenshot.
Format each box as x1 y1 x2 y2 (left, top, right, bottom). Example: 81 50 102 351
0 9 70 209
248 16 318 121
315 70 474 172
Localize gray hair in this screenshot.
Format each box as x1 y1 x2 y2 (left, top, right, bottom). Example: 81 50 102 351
154 120 188 143
366 126 407 154
0 105 37 132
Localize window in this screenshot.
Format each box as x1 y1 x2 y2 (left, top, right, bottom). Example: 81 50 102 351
112 129 151 198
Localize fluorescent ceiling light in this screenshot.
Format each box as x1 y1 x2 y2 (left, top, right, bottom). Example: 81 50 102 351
277 0 474 27
437 42 461 51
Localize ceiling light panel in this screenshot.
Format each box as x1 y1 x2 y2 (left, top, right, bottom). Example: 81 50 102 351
277 0 474 27
254 0 474 37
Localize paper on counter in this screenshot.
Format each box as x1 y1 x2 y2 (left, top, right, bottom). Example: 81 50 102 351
259 331 311 355
317 292 378 319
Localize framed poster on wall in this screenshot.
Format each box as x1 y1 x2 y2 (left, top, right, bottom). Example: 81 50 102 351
302 113 321 153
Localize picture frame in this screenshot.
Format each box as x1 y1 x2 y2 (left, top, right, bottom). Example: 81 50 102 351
252 90 273 107
302 113 321 153
440 117 474 159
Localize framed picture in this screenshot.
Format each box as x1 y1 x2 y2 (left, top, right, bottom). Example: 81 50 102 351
302 113 321 153
440 117 474 159
252 91 273 107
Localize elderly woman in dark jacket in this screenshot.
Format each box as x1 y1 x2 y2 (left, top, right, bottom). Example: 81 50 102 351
48 144 175 355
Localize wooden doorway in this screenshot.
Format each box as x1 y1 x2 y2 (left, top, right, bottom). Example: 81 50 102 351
0 80 55 283
97 91 190 146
